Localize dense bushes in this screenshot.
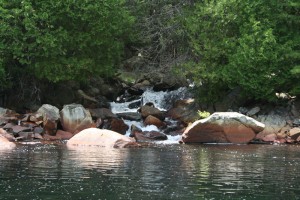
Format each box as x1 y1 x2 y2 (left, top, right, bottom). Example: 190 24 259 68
0 0 299 106
0 0 133 86
183 0 300 102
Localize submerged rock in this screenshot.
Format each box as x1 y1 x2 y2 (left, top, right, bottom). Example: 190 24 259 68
181 112 265 144
67 128 138 148
130 125 167 142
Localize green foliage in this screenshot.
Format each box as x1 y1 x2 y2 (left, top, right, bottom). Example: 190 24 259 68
184 0 300 102
197 110 210 119
0 0 134 83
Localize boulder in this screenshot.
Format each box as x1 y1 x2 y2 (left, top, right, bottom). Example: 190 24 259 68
0 135 16 149
66 128 138 148
261 133 277 142
110 118 129 135
167 99 200 124
246 106 260 116
116 112 142 121
289 127 300 140
144 115 166 128
88 108 117 119
181 112 265 144
37 104 60 135
0 128 15 142
139 105 165 120
255 114 287 141
132 131 167 142
60 104 95 134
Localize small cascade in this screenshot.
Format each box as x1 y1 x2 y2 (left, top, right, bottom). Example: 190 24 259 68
110 87 192 144
141 87 192 110
110 87 192 112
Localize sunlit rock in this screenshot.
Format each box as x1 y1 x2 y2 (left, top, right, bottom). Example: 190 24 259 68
289 127 300 140
0 128 15 141
67 128 138 148
144 115 166 129
0 135 16 149
139 105 165 120
182 112 265 144
60 104 95 134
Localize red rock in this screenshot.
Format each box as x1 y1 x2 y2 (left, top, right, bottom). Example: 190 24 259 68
139 105 165 120
261 133 277 142
277 138 287 143
56 130 74 140
43 130 73 140
144 115 166 128
110 118 129 135
286 138 295 144
182 112 265 144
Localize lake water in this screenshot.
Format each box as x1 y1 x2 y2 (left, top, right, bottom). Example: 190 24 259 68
0 143 300 200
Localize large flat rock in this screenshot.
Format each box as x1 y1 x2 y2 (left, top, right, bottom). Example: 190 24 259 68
181 112 265 144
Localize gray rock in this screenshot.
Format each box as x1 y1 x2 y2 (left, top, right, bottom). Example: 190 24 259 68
60 104 94 134
255 114 287 140
247 106 260 116
37 104 60 135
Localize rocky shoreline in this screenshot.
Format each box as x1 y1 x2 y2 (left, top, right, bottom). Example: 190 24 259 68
1 97 300 149
1 72 300 149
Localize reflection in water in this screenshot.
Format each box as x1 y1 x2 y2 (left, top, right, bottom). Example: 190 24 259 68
0 144 300 199
67 147 129 170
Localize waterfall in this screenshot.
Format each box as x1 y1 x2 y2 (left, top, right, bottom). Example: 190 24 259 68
110 87 192 113
110 87 192 144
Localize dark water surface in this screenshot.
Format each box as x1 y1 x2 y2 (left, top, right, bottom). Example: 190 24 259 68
0 143 300 200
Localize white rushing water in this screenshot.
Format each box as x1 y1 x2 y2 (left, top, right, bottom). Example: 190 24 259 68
110 87 191 113
110 87 191 144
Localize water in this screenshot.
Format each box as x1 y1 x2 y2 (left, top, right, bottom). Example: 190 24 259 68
1 143 300 200
110 87 192 113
